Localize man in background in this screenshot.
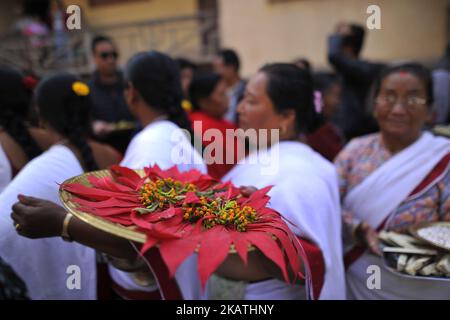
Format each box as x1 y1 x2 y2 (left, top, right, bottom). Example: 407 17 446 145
328 22 385 140
88 35 135 153
213 49 246 124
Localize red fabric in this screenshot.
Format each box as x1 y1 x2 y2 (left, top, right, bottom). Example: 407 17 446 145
344 152 450 269
189 112 240 179
306 122 344 161
143 247 183 300
297 237 325 300
409 152 450 197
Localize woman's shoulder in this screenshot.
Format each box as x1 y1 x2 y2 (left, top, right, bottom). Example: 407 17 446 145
335 133 380 161
345 133 380 151
88 140 122 169
28 127 57 151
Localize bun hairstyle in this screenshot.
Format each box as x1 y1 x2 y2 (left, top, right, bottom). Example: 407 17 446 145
35 73 98 171
259 63 321 134
0 67 41 159
124 51 194 140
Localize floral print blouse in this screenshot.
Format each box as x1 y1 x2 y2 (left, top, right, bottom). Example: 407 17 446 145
335 133 450 233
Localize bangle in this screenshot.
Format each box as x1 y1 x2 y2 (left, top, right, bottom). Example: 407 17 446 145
61 213 73 242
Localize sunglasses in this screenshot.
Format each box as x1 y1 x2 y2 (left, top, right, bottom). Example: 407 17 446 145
98 51 118 60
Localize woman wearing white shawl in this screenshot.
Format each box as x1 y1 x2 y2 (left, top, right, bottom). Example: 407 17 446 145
206 63 346 300
8 52 206 300
0 74 121 299
335 63 450 300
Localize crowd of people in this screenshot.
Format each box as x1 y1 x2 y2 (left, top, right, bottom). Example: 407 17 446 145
0 21 449 300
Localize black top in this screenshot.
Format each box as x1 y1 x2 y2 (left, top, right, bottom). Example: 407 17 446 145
328 34 385 141
87 71 134 123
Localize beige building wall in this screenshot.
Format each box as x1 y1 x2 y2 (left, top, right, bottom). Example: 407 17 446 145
63 0 200 66
219 0 449 77
64 0 197 26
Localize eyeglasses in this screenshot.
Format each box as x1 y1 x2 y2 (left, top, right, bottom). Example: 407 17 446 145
376 94 427 111
98 51 118 60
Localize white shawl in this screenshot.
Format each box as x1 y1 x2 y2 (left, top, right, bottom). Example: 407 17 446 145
109 120 207 300
0 145 97 300
218 141 346 300
344 132 450 300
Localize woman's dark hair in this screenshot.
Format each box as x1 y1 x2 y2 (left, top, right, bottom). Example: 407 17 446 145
124 51 194 139
218 49 240 72
35 73 98 171
293 58 312 74
259 63 320 134
0 67 41 159
371 62 434 108
188 72 222 111
176 58 197 71
91 35 114 53
313 72 340 94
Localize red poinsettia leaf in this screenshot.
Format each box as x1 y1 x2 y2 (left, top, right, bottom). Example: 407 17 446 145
215 185 241 200
213 181 231 191
232 234 250 265
162 166 180 179
139 237 159 255
88 206 135 217
246 198 270 211
110 165 142 185
194 176 218 191
248 185 273 202
184 191 200 204
247 232 289 283
87 176 133 194
115 177 139 190
136 206 179 223
104 215 134 226
144 164 163 180
266 228 302 282
159 236 200 277
74 197 140 209
197 226 232 288
63 183 137 201
131 212 181 240
104 177 135 193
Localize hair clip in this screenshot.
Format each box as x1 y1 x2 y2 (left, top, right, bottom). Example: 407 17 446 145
314 90 323 114
72 81 90 96
22 75 38 90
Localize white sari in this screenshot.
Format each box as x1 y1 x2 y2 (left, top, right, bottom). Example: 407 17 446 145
0 145 96 299
0 144 12 193
109 120 207 300
209 141 346 300
344 132 450 300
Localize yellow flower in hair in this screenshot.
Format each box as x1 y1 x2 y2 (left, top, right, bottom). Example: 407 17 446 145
72 81 90 96
181 99 192 112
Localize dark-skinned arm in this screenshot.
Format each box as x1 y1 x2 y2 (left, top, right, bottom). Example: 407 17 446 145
11 195 139 261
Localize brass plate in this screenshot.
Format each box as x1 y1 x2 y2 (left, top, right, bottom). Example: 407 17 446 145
59 169 147 244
